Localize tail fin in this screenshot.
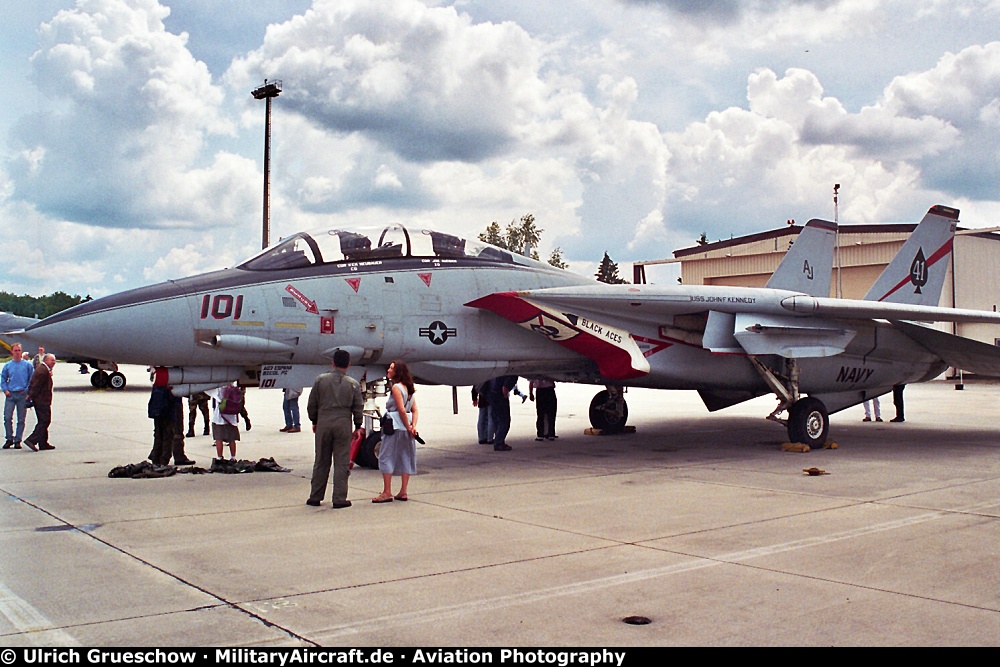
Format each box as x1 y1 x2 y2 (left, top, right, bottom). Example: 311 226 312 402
863 205 958 305
765 218 836 296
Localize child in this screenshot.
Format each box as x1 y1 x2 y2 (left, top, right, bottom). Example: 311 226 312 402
208 383 242 460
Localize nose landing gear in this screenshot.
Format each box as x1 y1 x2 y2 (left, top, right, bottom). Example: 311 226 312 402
90 367 127 390
588 387 628 432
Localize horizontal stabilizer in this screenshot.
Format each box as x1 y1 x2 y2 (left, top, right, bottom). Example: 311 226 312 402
893 321 1000 377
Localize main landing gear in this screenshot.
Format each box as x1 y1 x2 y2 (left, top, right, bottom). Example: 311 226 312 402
588 387 628 432
749 357 829 447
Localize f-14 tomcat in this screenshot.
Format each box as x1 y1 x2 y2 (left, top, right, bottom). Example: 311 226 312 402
16 205 1000 446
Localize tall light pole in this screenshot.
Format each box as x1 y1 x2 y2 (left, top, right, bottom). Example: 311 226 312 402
252 79 282 250
833 183 841 298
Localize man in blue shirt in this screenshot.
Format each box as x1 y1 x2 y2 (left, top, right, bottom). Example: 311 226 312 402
2 344 34 449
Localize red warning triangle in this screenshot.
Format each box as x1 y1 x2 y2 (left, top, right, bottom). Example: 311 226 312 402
345 278 361 293
418 273 432 287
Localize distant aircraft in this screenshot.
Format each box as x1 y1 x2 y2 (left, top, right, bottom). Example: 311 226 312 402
13 205 1000 446
0 312 127 389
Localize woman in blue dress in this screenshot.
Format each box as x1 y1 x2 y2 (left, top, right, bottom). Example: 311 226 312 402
372 360 419 503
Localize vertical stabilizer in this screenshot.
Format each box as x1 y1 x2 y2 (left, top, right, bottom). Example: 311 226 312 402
863 205 958 305
765 218 837 296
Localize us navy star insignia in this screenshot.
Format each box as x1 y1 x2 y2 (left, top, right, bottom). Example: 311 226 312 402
419 320 456 345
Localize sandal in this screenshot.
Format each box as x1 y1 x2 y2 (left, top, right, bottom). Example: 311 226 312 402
394 494 408 501
372 494 393 503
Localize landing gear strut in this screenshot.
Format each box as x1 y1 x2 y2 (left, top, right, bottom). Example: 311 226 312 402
588 387 628 432
749 356 829 447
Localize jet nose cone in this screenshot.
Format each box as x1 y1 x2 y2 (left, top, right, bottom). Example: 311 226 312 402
19 309 103 361
19 280 197 365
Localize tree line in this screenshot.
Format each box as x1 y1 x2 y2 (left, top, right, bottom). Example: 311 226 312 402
0 291 89 319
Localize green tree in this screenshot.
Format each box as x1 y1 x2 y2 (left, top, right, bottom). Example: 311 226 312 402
480 213 565 268
595 252 628 284
479 221 505 248
547 247 569 269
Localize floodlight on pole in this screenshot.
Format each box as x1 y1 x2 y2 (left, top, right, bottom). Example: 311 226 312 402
833 183 841 298
252 79 282 250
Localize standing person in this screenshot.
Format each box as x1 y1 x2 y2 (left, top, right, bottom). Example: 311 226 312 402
471 381 493 445
529 378 558 440
373 360 419 503
207 382 242 462
32 346 45 369
186 391 210 437
169 389 195 466
891 384 906 422
489 375 517 452
862 397 882 422
2 344 33 450
23 353 56 452
280 387 302 433
306 349 364 509
147 382 175 465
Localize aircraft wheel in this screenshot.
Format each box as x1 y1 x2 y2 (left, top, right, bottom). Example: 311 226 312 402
787 397 829 447
91 370 109 389
355 431 382 470
589 390 628 432
108 371 127 390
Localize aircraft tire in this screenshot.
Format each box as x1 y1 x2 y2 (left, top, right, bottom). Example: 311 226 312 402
588 390 628 432
108 372 127 390
91 370 109 389
788 397 829 447
355 431 382 470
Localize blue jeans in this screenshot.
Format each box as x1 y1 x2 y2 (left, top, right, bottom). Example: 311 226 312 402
4 391 28 442
282 398 300 428
490 400 511 447
477 405 494 443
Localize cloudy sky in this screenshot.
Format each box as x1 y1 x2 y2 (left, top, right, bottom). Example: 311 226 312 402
2 0 999 299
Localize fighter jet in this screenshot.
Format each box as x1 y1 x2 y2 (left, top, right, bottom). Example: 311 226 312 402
0 312 127 389
15 205 1000 446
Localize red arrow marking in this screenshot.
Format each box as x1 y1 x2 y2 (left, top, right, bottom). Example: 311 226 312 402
285 285 319 314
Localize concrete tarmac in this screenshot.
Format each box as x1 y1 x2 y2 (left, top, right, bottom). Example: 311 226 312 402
2 364 1000 647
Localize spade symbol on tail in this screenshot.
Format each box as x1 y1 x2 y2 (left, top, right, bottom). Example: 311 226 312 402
909 247 928 294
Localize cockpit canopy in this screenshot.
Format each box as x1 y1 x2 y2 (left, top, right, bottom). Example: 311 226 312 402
239 225 525 271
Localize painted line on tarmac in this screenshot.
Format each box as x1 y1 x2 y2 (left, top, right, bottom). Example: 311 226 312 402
0 581 78 645
313 500 998 640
